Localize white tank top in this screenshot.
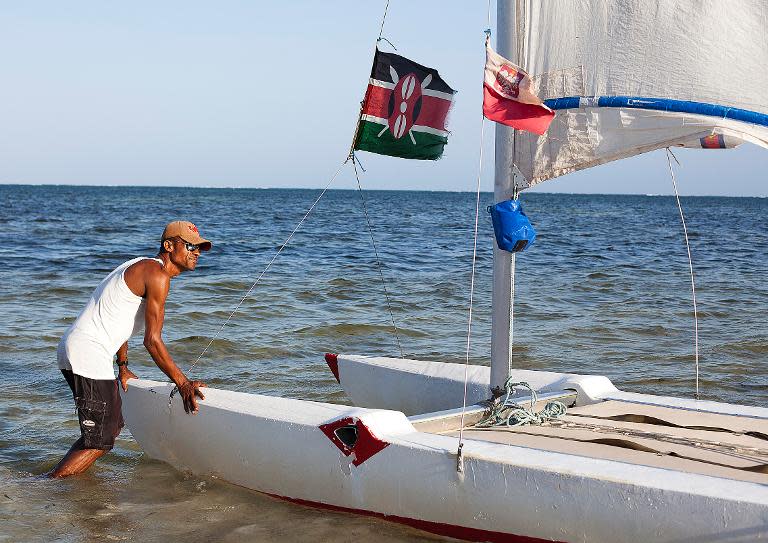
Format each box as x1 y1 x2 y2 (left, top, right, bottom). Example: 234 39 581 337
57 257 163 380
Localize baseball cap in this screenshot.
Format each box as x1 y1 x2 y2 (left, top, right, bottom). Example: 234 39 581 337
161 221 212 251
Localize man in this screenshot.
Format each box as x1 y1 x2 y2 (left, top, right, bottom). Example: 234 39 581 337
50 221 212 478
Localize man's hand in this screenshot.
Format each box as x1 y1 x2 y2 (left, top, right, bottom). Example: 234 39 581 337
178 379 207 414
119 366 138 392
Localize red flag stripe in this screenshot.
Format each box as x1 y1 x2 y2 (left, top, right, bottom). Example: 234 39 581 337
362 84 452 132
482 84 555 136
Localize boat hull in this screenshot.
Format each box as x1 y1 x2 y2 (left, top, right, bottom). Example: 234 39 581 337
122 379 768 542
327 354 618 415
329 354 768 419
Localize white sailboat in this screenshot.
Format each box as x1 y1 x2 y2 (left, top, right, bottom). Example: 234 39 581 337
122 1 768 541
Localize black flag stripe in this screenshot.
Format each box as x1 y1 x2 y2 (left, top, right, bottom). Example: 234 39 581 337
370 49 456 95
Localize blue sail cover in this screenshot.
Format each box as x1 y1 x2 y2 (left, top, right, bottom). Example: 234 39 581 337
494 0 768 190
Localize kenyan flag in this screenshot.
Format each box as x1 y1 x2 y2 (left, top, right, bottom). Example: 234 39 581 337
353 49 456 160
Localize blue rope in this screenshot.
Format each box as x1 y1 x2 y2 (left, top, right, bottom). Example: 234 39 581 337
475 378 567 428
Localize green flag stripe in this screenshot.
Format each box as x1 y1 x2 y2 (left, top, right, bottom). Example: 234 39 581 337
354 120 447 161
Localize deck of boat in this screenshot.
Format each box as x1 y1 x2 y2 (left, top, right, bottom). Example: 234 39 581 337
423 398 768 485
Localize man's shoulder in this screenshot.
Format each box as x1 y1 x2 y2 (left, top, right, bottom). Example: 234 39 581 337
125 258 168 283
126 257 161 271
123 258 169 298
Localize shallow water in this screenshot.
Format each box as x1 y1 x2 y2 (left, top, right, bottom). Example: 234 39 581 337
1 185 766 541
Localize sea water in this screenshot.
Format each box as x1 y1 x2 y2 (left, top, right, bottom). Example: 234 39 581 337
1 185 766 542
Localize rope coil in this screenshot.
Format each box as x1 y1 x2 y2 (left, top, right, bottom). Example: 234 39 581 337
475 378 567 428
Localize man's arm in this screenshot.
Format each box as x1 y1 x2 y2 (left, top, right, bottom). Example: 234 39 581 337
116 341 128 363
143 268 205 414
116 341 137 392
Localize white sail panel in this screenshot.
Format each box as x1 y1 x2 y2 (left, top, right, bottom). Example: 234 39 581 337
496 0 768 189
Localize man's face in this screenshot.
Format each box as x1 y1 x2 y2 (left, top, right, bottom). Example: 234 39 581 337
166 237 201 272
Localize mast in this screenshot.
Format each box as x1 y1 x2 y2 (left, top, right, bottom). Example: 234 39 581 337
490 0 522 395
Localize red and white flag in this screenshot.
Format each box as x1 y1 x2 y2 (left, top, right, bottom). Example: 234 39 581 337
482 41 554 135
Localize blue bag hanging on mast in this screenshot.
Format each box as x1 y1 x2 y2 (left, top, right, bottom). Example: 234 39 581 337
487 200 536 253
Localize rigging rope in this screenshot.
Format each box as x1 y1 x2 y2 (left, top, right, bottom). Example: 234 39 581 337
351 154 405 359
457 2 493 472
508 235 516 378
502 197 522 396
474 378 567 428
665 148 700 400
456 114 486 472
376 0 391 42
507 0 526 387
185 160 348 375
347 0 396 161
341 0 405 359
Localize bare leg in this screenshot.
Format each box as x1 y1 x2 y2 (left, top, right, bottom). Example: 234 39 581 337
48 437 107 478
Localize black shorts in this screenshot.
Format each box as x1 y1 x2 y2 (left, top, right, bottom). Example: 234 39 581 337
62 369 124 450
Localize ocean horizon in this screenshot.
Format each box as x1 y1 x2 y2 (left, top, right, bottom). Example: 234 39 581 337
2 182 766 198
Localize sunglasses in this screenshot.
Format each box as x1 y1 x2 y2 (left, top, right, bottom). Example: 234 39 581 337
181 241 201 252
165 238 201 252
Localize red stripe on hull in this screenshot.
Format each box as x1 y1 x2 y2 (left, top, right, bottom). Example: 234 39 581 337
319 415 390 466
362 84 452 131
325 353 340 383
265 492 561 543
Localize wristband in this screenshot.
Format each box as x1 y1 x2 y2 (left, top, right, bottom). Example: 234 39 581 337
116 359 128 367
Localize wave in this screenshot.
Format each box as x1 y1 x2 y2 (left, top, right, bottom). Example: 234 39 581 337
292 322 427 338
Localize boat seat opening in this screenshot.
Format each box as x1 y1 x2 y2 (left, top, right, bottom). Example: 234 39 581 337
334 425 358 448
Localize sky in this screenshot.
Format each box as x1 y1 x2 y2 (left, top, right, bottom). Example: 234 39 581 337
1 1 766 196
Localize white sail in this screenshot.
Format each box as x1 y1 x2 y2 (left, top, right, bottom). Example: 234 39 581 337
496 0 768 189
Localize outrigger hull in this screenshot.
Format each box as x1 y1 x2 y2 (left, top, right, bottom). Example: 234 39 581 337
123 378 768 542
